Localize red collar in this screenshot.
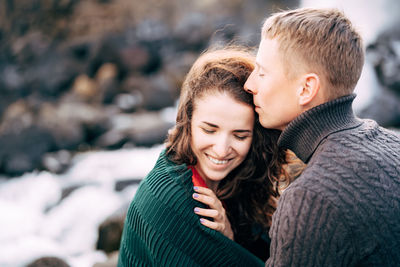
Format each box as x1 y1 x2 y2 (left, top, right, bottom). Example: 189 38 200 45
188 166 208 188
189 166 227 209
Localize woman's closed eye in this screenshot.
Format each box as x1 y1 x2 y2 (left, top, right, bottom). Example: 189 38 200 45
201 128 215 134
234 134 251 141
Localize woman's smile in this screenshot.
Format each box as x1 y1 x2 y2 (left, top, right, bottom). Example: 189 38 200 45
190 92 254 189
206 154 231 165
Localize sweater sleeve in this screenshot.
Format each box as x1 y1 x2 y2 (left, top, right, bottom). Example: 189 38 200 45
266 187 357 267
118 152 263 267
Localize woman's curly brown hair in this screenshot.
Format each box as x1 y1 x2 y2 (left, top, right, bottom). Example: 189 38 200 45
165 47 298 242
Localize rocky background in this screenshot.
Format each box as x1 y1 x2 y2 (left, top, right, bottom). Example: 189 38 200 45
361 23 400 127
1 0 399 177
0 0 399 266
0 0 300 177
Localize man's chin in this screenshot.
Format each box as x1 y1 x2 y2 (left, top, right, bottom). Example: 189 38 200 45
260 120 284 131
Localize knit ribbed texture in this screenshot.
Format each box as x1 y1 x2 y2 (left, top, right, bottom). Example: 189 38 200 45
118 150 264 267
268 95 400 266
277 94 362 162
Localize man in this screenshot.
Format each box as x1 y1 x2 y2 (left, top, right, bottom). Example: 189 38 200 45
244 7 400 266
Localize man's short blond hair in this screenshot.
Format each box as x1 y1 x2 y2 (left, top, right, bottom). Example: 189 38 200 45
262 7 364 100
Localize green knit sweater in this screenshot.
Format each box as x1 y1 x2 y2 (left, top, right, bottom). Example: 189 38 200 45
118 150 263 267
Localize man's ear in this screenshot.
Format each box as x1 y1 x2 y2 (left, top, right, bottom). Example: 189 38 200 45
296 73 320 106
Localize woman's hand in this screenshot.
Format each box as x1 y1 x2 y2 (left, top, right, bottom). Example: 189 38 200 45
192 186 234 240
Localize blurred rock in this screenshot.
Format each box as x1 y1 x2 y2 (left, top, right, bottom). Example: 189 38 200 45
0 99 35 135
42 150 73 174
67 0 130 39
0 126 55 176
95 63 120 104
72 74 98 102
94 130 128 150
96 62 118 83
23 50 83 97
135 19 170 42
140 82 176 111
129 121 173 147
1 0 78 39
65 38 95 63
0 64 26 94
26 256 70 267
11 31 52 65
37 103 86 150
113 92 143 112
115 178 142 192
367 21 400 94
173 12 214 51
37 101 109 149
59 183 88 202
363 20 400 128
119 43 156 74
161 51 198 94
0 35 86 99
2 154 35 177
121 73 176 111
96 207 127 253
358 87 400 127
0 92 17 120
95 111 173 148
91 34 162 77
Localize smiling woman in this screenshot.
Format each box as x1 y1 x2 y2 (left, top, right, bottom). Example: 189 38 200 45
117 47 295 266
190 93 254 191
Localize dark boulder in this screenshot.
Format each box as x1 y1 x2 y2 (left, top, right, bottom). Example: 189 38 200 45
361 20 400 128
367 21 400 95
94 112 173 148
96 206 128 253
358 87 400 127
0 126 55 176
25 256 70 267
120 73 177 111
42 150 73 174
90 33 162 78
115 178 142 192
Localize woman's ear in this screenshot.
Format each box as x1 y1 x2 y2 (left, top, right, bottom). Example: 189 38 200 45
297 73 320 106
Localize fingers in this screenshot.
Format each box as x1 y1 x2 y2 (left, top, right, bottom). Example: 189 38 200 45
192 186 224 221
194 207 219 219
192 187 221 209
193 186 215 197
199 217 221 231
192 187 234 240
192 192 219 208
199 217 234 240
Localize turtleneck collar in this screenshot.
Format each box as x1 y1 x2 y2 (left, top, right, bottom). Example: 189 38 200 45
277 94 363 163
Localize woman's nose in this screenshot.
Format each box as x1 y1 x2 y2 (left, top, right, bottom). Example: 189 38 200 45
213 136 232 158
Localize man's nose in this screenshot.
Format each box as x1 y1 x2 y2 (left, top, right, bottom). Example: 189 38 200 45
244 72 257 94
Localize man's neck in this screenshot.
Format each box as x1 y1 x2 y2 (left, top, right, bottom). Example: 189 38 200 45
277 94 362 163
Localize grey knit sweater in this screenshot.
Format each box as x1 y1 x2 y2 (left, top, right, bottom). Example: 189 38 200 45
266 94 400 267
